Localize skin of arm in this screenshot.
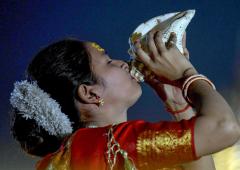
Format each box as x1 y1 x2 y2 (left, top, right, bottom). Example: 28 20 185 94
158 32 216 169
134 30 240 158
186 72 240 156
146 77 216 170
158 85 216 170
144 33 214 169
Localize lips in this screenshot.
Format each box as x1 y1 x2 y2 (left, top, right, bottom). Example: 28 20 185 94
126 66 140 83
129 73 140 82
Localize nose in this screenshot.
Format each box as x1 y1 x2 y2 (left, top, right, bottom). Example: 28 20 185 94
120 61 130 72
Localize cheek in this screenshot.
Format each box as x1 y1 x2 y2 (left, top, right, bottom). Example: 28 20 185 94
104 68 130 84
107 74 131 88
104 72 133 95
103 72 142 105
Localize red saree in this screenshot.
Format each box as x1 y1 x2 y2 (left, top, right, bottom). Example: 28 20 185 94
36 117 199 170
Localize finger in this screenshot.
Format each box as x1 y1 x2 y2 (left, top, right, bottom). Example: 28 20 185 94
146 77 167 101
155 31 167 54
152 82 168 101
166 32 177 49
183 47 190 59
182 31 187 49
134 42 152 67
142 67 155 80
145 76 164 89
182 32 190 59
148 30 159 59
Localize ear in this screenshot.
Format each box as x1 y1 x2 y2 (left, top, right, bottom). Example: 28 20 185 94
76 84 101 104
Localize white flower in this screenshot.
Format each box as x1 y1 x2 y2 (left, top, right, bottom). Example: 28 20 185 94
10 80 73 137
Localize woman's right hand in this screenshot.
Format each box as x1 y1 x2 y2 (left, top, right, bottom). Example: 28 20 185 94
134 30 197 87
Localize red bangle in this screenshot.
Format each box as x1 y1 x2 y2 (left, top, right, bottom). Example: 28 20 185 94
166 104 191 115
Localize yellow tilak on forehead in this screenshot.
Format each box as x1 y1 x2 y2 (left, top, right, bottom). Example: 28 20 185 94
90 42 105 52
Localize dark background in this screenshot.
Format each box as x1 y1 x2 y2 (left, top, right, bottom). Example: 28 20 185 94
1 1 240 169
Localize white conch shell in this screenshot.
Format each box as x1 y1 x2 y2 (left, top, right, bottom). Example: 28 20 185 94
128 9 195 82
129 9 195 54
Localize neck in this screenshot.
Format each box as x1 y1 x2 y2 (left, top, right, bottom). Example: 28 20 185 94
81 105 128 128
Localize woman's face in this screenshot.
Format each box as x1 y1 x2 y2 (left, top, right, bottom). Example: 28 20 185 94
84 42 142 108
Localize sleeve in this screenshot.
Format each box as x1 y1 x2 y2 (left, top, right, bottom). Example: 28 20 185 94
115 117 200 169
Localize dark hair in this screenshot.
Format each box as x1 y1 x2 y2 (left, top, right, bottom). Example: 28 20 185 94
10 39 98 157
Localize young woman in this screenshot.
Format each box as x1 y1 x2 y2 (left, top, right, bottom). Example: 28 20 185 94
10 30 240 170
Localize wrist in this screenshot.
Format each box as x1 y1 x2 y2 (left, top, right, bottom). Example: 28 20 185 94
176 67 198 88
174 106 197 121
165 100 191 115
183 67 198 79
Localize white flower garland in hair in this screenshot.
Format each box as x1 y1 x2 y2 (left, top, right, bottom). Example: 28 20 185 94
9 80 73 137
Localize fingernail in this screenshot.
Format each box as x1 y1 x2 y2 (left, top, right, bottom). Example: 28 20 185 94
135 42 141 48
134 41 140 49
134 38 140 45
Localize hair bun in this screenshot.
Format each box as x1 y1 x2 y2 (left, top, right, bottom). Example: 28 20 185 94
11 112 62 157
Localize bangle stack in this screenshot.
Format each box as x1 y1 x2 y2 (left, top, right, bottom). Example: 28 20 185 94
182 74 216 104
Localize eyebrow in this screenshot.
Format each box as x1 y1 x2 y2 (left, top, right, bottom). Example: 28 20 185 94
101 51 111 59
101 51 105 56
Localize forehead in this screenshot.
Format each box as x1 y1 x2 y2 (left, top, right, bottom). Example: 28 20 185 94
85 42 107 65
90 42 105 52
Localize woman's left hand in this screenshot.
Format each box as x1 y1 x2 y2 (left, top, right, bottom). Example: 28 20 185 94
146 76 187 107
145 32 189 108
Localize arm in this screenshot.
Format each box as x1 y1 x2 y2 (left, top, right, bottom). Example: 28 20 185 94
134 30 240 158
168 87 216 170
148 81 216 170
187 71 240 156
147 32 216 170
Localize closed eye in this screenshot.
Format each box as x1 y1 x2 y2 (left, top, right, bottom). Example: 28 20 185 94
107 60 112 64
